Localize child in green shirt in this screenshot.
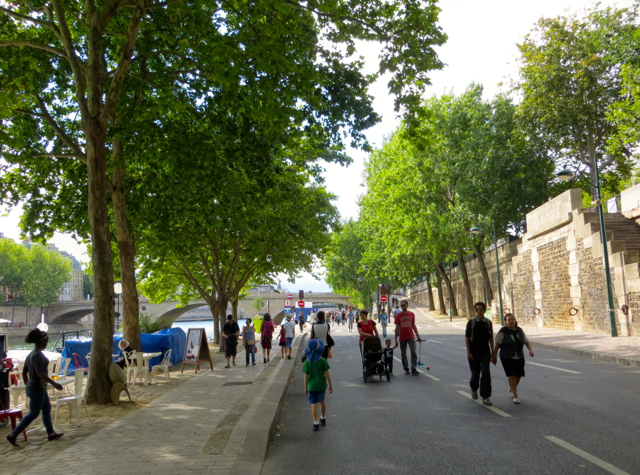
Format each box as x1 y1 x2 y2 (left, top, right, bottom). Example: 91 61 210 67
302 339 333 431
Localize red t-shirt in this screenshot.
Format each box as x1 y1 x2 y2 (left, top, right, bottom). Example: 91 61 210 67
395 311 415 341
357 320 376 342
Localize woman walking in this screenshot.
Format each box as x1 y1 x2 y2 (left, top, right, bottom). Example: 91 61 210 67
357 310 378 353
261 313 275 363
243 318 257 366
222 314 240 368
491 314 534 404
6 328 64 447
310 311 331 359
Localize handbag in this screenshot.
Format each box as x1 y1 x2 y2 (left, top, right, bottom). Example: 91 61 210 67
247 338 255 346
326 333 335 348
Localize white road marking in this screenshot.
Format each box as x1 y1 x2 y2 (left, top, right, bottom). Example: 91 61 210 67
428 340 442 344
457 391 512 418
528 362 582 374
545 436 631 475
393 357 439 380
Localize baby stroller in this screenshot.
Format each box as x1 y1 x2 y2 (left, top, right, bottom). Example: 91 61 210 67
361 336 390 383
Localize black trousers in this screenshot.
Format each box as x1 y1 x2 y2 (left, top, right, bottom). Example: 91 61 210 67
468 351 492 398
385 357 393 373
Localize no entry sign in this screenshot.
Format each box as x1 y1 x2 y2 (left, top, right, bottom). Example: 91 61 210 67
287 294 293 299
380 295 388 302
298 300 305 308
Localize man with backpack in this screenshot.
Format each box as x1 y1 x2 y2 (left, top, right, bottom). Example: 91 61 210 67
465 302 494 406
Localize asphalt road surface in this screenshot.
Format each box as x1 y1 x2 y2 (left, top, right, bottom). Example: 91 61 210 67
261 321 640 475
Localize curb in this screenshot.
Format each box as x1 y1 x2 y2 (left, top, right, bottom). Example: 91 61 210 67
230 332 308 475
528 340 640 368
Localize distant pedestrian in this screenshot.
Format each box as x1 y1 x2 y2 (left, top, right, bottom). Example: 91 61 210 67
302 339 333 432
393 304 402 320
491 314 534 404
278 324 287 358
299 311 307 332
348 311 354 333
243 318 256 367
394 300 421 375
223 314 240 368
465 302 494 406
6 328 64 447
261 313 275 364
379 309 389 338
310 311 331 359
283 315 296 360
383 339 397 375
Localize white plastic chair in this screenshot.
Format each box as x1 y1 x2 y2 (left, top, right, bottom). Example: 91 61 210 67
131 352 149 386
54 358 74 395
151 349 172 383
53 370 91 427
122 350 136 384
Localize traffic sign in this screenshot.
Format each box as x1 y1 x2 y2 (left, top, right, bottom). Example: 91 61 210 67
284 299 292 308
287 294 293 299
380 295 388 302
298 300 305 308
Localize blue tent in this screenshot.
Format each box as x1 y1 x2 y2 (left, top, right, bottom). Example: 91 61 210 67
61 327 186 372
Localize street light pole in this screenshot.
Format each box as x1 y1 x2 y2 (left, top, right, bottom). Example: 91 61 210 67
471 222 504 325
557 167 618 337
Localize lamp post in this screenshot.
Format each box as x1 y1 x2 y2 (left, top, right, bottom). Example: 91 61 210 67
471 222 504 325
114 281 122 332
557 168 618 337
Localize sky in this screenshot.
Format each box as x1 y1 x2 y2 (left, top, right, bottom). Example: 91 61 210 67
0 0 635 293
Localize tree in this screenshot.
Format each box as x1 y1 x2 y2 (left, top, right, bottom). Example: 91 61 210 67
516 6 638 199
0 237 27 297
0 0 446 403
21 244 72 307
83 272 95 300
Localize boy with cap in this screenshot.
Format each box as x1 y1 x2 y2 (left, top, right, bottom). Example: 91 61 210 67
302 339 333 431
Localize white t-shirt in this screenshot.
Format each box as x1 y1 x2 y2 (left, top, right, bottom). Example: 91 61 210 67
283 321 296 338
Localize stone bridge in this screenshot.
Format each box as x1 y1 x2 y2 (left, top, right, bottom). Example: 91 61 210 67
0 291 355 327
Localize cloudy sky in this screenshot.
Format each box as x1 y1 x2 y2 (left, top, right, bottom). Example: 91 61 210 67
1 0 634 293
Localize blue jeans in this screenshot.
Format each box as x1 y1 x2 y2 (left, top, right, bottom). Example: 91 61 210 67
245 345 255 365
11 388 54 436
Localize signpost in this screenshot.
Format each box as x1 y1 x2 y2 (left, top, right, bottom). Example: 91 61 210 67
181 328 213 373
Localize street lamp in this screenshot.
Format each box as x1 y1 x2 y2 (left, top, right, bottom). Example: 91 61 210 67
114 281 122 331
557 168 618 337
471 223 504 325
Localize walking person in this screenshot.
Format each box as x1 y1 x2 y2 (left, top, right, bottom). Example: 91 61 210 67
222 314 240 368
243 318 256 366
261 313 275 363
302 339 333 432
465 302 495 406
394 300 422 375
491 314 534 404
310 311 331 359
6 328 64 447
299 311 307 333
278 323 287 359
357 310 378 353
348 311 354 333
283 315 296 360
379 309 389 338
393 304 402 320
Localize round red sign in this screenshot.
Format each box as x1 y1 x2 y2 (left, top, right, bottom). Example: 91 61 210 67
380 295 388 302
298 300 305 308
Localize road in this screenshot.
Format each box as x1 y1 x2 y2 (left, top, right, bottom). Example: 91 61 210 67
262 319 640 475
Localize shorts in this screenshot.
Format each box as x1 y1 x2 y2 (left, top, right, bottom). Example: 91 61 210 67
308 390 326 404
285 337 293 348
500 357 525 377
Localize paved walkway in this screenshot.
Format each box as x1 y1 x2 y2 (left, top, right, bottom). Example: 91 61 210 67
407 299 640 366
18 338 302 475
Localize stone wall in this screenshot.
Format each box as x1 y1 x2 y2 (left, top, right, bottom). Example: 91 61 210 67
408 188 640 337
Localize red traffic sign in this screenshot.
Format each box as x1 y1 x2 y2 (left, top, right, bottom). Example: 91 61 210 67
380 295 388 302
298 300 305 308
287 294 293 299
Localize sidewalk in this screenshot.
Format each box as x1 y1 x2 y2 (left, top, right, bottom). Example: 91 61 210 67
407 299 640 367
14 335 306 475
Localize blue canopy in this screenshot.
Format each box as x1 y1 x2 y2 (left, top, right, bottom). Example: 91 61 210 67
61 327 186 372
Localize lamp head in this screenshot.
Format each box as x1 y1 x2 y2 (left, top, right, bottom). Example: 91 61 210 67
114 282 123 294
470 226 483 235
556 169 574 182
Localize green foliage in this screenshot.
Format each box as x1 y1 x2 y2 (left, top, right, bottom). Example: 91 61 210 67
82 273 95 300
251 298 264 314
138 314 167 334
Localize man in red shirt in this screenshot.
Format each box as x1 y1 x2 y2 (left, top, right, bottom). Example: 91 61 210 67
394 300 422 374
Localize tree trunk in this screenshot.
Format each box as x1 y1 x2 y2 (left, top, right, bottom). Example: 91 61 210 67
425 272 435 311
434 272 446 315
456 246 475 318
85 125 115 405
436 262 457 317
232 299 239 319
112 138 141 351
215 297 229 348
474 240 494 306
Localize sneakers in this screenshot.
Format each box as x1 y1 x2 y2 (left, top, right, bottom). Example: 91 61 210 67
320 418 326 426
232 361 236 366
404 370 410 374
390 372 394 375
482 398 493 406
411 369 419 375
513 398 521 404
225 364 230 369
312 424 319 432
252 362 256 366
6 434 19 447
48 432 64 442
471 390 478 400
264 358 267 364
